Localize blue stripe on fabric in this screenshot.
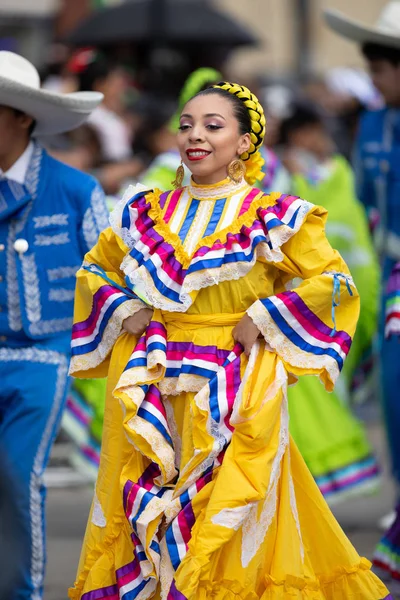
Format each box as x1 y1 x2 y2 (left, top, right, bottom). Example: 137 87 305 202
165 364 217 379
146 341 166 353
125 357 147 370
320 468 378 495
136 551 147 561
203 198 227 238
122 579 147 600
137 408 173 446
187 232 267 274
387 290 400 300
128 247 182 303
121 191 148 229
150 540 160 554
315 457 377 486
264 206 300 231
166 525 181 570
130 487 161 526
180 489 190 509
72 295 131 356
262 297 344 370
208 375 221 423
179 199 200 244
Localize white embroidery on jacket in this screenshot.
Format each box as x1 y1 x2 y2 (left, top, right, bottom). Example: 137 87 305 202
6 144 42 331
33 214 69 228
49 288 75 302
34 232 70 247
21 253 41 323
47 265 80 282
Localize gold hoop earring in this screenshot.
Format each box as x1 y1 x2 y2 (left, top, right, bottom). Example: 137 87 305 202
172 161 185 189
227 158 246 184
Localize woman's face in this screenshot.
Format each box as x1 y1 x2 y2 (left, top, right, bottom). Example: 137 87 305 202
177 94 251 185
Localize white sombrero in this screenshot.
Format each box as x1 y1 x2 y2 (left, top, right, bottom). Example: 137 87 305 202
324 1 400 50
0 51 104 136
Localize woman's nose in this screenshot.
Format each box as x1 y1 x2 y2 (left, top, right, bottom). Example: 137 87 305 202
189 125 204 142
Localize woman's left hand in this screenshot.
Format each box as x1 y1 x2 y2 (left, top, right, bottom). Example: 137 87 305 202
232 314 261 357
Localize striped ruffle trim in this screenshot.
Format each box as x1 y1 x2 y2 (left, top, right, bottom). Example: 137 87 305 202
109 185 315 312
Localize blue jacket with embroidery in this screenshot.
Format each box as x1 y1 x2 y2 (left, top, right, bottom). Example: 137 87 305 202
0 143 109 349
355 107 400 265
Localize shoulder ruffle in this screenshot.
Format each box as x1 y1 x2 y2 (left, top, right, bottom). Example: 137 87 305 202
110 185 315 312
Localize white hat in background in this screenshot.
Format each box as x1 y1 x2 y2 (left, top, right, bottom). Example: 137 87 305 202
324 1 400 50
0 51 103 136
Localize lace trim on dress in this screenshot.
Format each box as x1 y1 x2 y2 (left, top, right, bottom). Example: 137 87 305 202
109 185 315 312
247 299 340 389
188 177 249 200
69 298 145 373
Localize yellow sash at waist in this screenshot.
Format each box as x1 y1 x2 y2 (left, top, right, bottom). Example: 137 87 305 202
162 311 246 330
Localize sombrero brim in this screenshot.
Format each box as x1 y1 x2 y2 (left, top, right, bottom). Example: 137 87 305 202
0 76 103 136
324 9 400 50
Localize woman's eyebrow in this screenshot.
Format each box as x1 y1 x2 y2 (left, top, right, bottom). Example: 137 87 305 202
180 113 226 120
204 113 226 120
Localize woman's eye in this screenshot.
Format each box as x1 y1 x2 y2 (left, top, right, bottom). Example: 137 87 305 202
178 124 190 131
206 124 222 130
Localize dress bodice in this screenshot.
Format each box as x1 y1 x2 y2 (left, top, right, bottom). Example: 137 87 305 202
163 178 258 256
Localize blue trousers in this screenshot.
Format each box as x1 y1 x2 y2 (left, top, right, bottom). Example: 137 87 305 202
0 346 69 600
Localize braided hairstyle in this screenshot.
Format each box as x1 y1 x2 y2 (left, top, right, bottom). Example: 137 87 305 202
193 82 266 184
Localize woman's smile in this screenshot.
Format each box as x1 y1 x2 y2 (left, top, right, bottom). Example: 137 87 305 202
186 148 212 161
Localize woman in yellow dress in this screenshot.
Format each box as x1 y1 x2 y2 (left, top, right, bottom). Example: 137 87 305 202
69 82 392 599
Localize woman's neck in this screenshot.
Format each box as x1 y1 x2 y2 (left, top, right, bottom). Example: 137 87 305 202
191 170 229 186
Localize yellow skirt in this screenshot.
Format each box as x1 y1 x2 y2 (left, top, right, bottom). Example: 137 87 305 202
69 327 390 600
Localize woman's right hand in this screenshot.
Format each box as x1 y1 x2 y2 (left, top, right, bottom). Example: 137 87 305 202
122 308 153 338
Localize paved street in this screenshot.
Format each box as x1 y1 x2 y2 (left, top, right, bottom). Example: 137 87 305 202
44 423 397 599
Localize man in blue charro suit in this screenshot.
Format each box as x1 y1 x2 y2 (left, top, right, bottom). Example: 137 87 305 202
0 51 108 599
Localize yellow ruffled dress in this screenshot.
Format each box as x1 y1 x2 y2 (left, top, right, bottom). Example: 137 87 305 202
69 179 391 600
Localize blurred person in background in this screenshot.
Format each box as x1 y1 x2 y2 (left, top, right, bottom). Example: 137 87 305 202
303 69 382 160
66 48 144 194
376 263 400 593
325 0 400 586
0 50 108 600
279 103 381 503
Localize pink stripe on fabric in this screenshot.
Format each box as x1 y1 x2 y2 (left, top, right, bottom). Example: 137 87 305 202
164 189 184 224
66 398 91 426
146 322 167 337
146 387 167 416
194 221 262 259
238 188 261 216
277 293 350 354
319 465 379 494
223 362 237 433
72 286 118 339
167 349 225 365
117 560 141 588
263 194 299 220
176 511 191 545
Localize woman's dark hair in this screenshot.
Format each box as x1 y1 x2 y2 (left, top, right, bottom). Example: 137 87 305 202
279 105 323 146
362 42 400 66
191 87 252 136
